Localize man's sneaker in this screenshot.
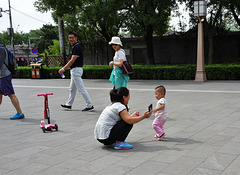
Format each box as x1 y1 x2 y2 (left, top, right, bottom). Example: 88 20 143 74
114 142 133 150
82 106 94 112
10 113 25 120
61 104 72 110
158 133 165 141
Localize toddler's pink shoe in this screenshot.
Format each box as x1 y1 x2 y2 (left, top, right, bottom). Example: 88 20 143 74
158 133 165 141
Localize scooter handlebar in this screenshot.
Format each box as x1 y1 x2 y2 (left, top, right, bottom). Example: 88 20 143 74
37 93 53 96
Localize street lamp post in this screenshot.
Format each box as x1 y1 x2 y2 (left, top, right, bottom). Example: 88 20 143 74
8 0 15 57
0 0 15 56
194 0 207 82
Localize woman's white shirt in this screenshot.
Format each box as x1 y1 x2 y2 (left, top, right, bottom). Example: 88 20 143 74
94 102 126 140
113 49 127 69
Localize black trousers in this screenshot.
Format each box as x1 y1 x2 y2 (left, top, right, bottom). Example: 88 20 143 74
98 119 133 145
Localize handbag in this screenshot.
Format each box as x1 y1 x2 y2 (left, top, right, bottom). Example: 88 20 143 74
122 60 134 74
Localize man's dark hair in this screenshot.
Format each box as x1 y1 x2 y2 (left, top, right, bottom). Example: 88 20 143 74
68 31 78 37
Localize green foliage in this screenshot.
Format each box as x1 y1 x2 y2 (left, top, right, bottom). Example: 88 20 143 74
206 64 240 80
180 0 240 32
46 39 60 55
126 0 174 37
0 31 11 45
129 64 196 80
125 0 175 64
34 0 79 17
13 64 240 80
82 65 112 79
0 24 58 55
0 31 29 45
71 0 129 42
13 67 32 78
29 24 58 53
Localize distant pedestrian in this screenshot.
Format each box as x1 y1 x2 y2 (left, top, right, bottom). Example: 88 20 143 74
152 85 168 140
0 45 25 120
59 31 94 111
108 36 129 89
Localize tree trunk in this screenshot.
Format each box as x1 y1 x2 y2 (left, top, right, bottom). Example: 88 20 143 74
230 4 240 27
207 32 213 64
58 16 66 65
204 20 213 64
145 25 155 65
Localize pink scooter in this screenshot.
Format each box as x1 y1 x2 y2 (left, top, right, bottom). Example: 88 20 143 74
38 93 58 133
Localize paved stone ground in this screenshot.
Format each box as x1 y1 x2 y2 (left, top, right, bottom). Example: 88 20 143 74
1 79 240 175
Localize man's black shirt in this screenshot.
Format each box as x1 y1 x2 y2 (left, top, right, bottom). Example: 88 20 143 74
70 43 83 69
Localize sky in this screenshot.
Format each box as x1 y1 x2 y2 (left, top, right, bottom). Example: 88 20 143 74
0 0 55 33
0 0 189 34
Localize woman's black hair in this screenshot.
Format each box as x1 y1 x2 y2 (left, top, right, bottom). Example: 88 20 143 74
110 87 129 104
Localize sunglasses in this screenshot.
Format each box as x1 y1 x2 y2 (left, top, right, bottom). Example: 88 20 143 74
111 44 118 46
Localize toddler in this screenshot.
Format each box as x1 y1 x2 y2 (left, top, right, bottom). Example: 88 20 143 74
152 85 168 141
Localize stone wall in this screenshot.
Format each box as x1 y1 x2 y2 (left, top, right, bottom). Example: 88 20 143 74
83 31 240 65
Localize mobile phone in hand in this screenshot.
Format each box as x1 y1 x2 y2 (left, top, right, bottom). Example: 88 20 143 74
148 104 153 112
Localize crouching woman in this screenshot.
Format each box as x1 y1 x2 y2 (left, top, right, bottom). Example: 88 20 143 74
94 87 152 149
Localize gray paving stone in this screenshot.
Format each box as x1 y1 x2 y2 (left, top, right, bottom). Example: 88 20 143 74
217 141 240 155
161 156 204 175
198 153 237 171
185 144 221 159
2 163 49 175
96 164 133 175
151 149 191 164
126 160 169 175
1 79 240 174
221 155 240 175
188 167 222 175
77 154 123 173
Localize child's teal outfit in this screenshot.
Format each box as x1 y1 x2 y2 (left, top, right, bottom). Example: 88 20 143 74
109 49 129 89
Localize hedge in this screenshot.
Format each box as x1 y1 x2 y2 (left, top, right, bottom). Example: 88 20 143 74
13 64 240 80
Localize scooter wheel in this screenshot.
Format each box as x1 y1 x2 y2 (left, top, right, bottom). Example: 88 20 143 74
41 127 46 133
54 124 58 131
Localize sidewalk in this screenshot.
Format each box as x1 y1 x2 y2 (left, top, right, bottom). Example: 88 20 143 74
0 79 240 175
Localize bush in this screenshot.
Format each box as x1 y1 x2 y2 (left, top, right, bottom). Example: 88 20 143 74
13 64 240 80
13 67 32 78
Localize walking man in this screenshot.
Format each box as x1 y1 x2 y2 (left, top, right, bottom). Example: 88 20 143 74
58 32 94 111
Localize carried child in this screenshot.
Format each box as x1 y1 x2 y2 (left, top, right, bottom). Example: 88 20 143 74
152 85 168 141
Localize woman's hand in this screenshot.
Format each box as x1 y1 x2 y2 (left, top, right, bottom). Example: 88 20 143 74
120 110 152 124
131 111 139 117
110 59 123 68
143 111 152 118
109 61 114 67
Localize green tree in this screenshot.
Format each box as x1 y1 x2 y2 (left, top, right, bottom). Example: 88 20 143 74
27 24 58 53
0 31 12 45
34 0 78 57
46 39 60 55
225 0 240 28
64 11 106 64
126 0 175 64
0 31 29 46
76 0 175 64
180 0 238 64
78 0 129 42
